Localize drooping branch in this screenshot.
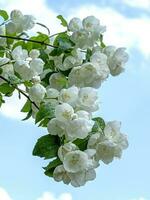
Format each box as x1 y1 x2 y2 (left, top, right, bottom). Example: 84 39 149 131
0 75 39 110
0 34 58 48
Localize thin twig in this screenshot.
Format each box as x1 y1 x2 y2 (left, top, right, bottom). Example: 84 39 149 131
0 75 39 110
0 34 58 48
36 22 50 35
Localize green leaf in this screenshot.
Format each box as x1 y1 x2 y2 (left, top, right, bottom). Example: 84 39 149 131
57 15 68 27
53 32 74 51
21 100 31 113
0 10 9 21
92 117 105 132
35 102 55 124
74 137 89 151
49 48 63 56
44 158 62 177
0 83 15 96
32 134 60 159
0 93 5 107
28 33 50 50
86 49 92 62
22 109 32 121
100 34 106 48
0 68 3 75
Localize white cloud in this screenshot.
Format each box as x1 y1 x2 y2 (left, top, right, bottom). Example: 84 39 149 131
0 188 12 200
123 0 150 10
37 192 72 200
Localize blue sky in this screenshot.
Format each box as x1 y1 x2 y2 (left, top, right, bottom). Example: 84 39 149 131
0 0 150 200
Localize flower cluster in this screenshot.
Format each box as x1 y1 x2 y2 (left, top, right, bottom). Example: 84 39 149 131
0 10 129 187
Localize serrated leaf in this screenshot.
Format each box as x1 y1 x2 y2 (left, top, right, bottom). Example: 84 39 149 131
0 10 9 21
44 158 62 177
32 134 60 159
92 117 105 132
35 102 55 124
57 15 68 27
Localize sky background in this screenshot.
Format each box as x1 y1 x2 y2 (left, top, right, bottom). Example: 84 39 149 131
0 0 150 200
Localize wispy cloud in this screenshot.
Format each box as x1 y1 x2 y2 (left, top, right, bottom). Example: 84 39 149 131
123 0 150 10
0 188 12 200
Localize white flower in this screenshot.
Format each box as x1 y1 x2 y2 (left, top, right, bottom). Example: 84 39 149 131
82 16 100 32
29 83 46 103
63 56 77 71
22 15 36 30
66 118 94 140
68 62 108 88
90 52 107 66
87 121 128 164
103 46 129 76
14 60 34 80
29 49 40 59
49 73 67 91
30 58 44 75
82 16 106 42
71 29 90 49
10 10 36 33
77 87 99 112
90 52 110 80
96 140 116 164
55 103 74 122
12 46 44 80
68 17 82 32
53 165 71 184
103 46 116 57
68 168 96 187
62 49 84 70
47 118 65 137
63 150 89 173
10 10 23 21
76 110 91 120
12 46 28 61
46 88 59 98
87 133 101 149
104 121 129 156
54 49 83 71
58 142 78 162
59 86 79 106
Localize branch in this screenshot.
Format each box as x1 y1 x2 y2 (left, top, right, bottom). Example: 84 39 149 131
0 75 39 110
36 22 50 35
0 34 58 48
